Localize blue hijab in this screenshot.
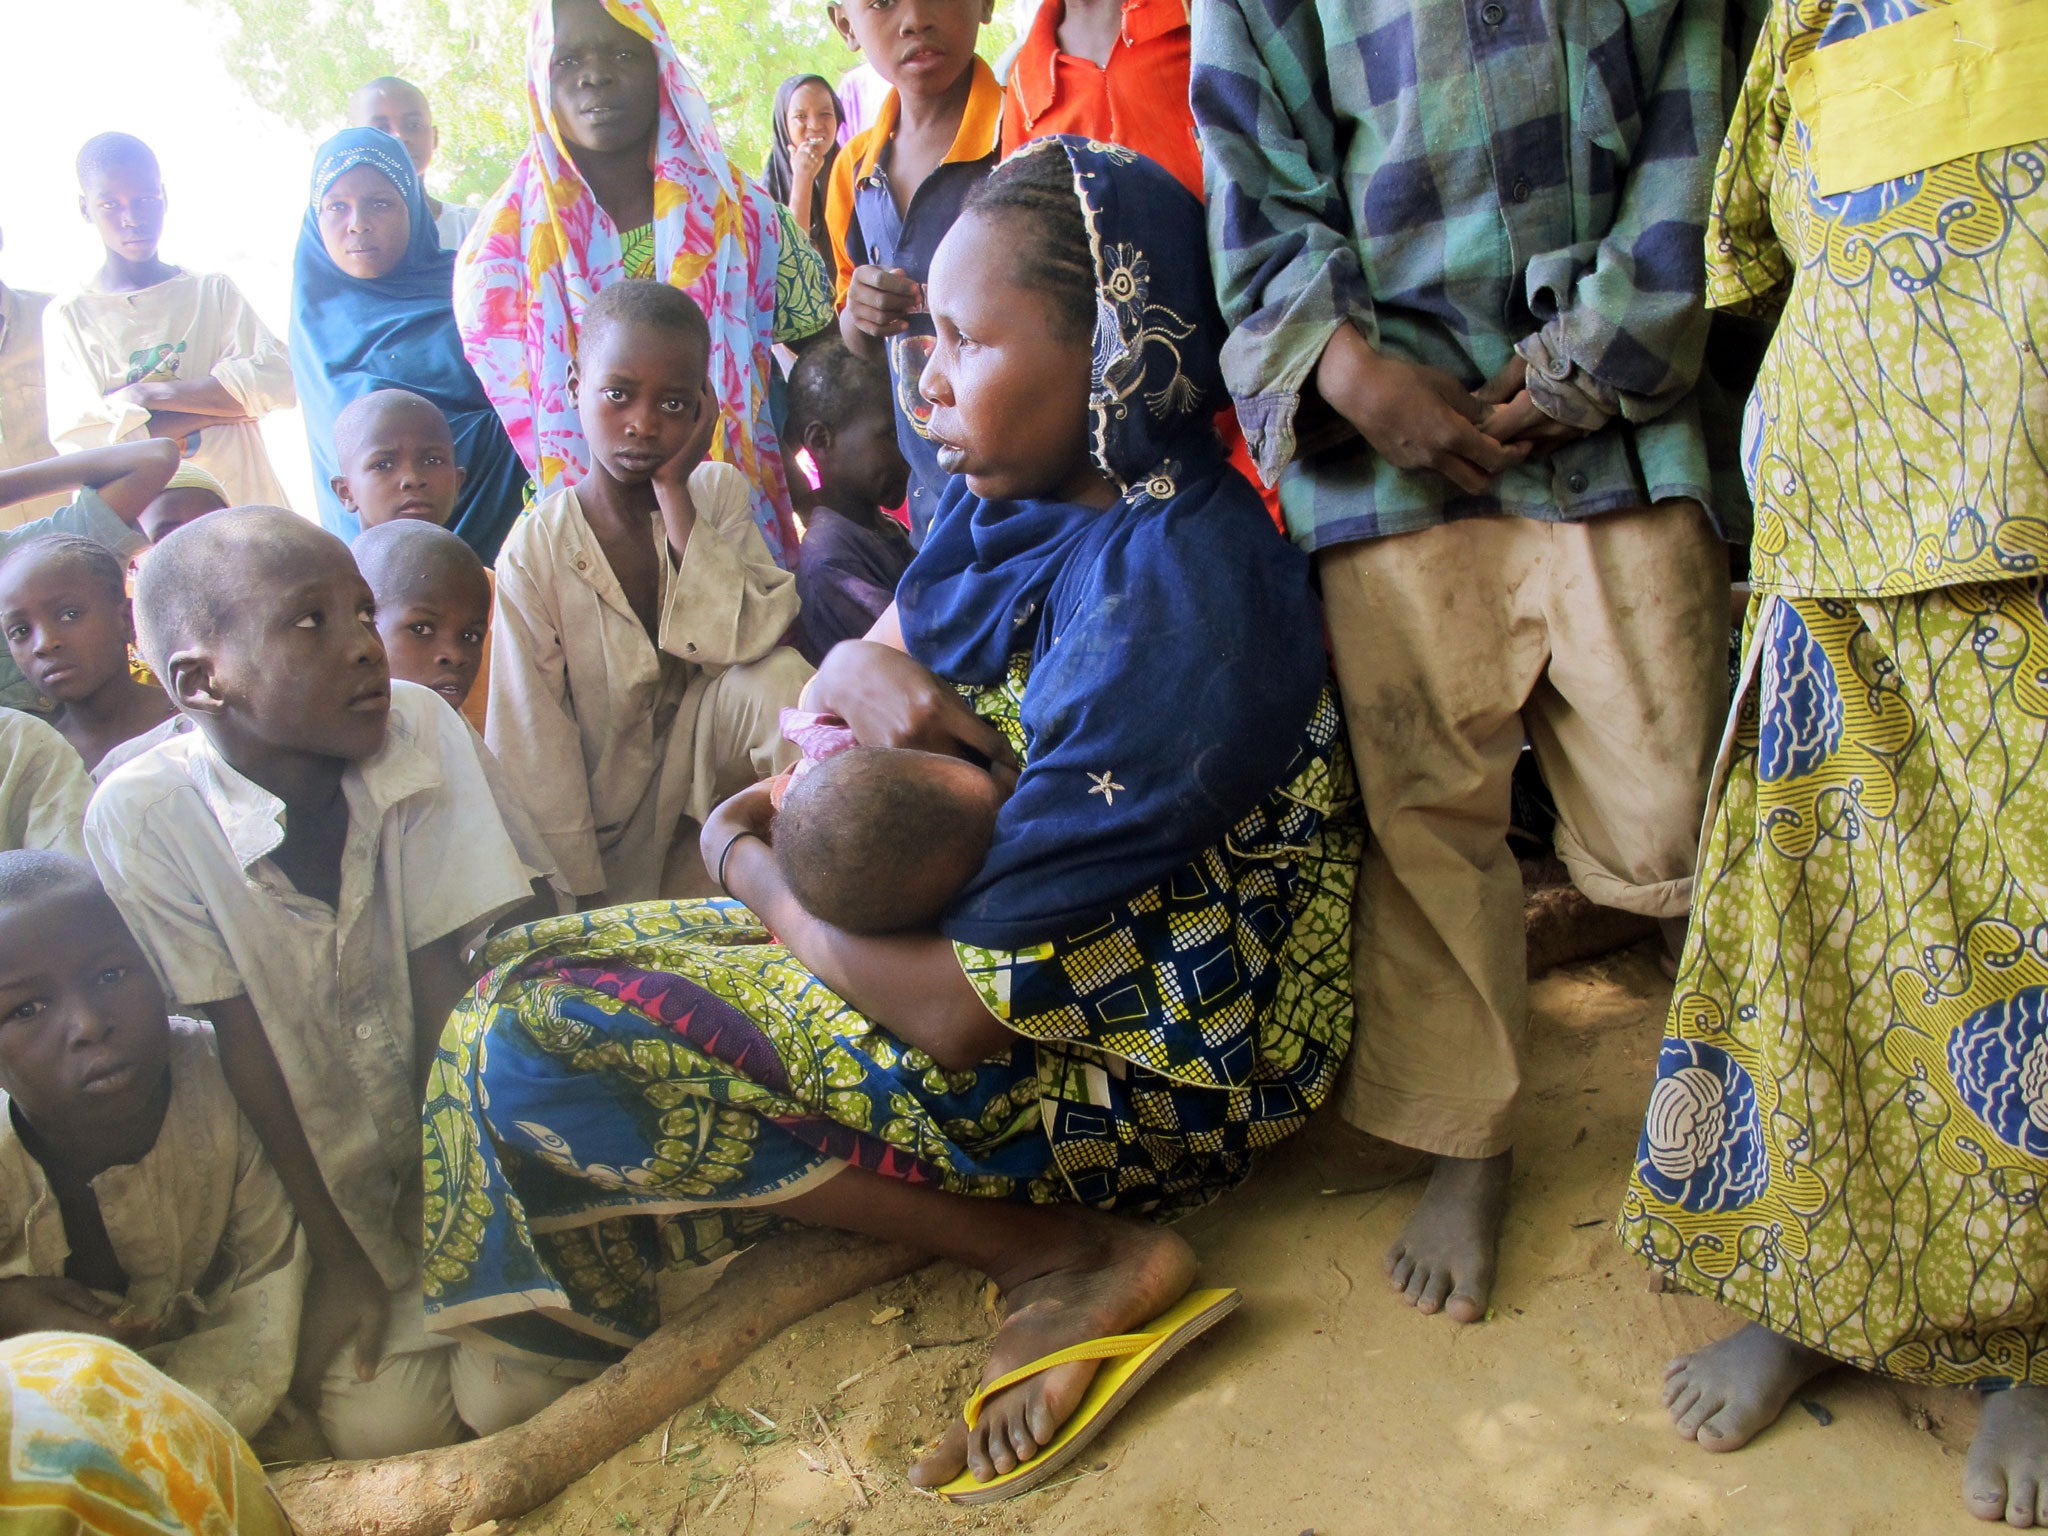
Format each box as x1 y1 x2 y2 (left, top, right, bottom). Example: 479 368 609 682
899 137 1327 950
290 128 528 562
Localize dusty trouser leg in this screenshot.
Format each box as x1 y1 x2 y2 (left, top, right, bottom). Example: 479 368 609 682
1318 518 1552 1323
658 648 815 896
1525 500 1729 935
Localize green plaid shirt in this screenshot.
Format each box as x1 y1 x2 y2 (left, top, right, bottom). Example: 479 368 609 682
1193 0 1733 551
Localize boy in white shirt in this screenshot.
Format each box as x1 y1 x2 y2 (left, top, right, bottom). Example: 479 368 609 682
347 77 479 253
88 506 579 1458
488 281 809 905
44 134 296 509
0 851 304 1439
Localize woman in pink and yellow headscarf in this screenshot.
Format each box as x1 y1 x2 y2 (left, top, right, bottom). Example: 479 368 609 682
458 0 835 565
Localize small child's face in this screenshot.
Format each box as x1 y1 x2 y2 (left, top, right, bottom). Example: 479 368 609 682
831 0 991 98
79 165 166 265
922 209 1096 504
199 540 390 764
138 487 228 546
549 0 662 155
571 325 710 486
376 569 491 711
0 556 130 707
818 403 910 513
317 164 413 282
349 83 437 175
334 406 464 527
0 884 171 1135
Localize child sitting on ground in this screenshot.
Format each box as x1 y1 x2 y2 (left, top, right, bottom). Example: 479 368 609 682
45 134 296 510
329 389 465 536
137 462 229 547
826 0 1001 543
86 505 578 1459
0 710 92 858
488 280 809 906
0 536 177 777
786 341 912 663
0 438 175 711
0 851 306 1439
355 518 492 730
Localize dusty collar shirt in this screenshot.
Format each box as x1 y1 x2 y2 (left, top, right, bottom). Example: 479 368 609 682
486 460 803 901
0 707 91 858
84 682 548 1291
0 1018 306 1437
1191 0 1728 549
0 284 63 525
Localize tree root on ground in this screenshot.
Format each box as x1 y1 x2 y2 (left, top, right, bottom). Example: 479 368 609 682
272 1231 925 1536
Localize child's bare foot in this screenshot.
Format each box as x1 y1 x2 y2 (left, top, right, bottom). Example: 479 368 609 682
1964 1385 2048 1525
907 1212 1196 1488
1663 1322 1832 1450
1384 1150 1510 1322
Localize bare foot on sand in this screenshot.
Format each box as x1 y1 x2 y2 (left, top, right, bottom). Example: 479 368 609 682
1384 1151 1510 1322
1663 1323 1832 1450
1965 1385 2048 1526
908 1213 1196 1488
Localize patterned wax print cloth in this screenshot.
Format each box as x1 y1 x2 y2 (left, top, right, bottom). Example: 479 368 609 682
421 666 1360 1348
0 1333 291 1535
1618 0 2048 1387
455 0 833 566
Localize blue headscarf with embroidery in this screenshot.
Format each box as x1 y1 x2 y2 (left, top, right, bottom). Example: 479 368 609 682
290 128 528 561
898 136 1326 950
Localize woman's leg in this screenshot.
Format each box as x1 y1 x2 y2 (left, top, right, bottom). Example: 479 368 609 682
776 1165 1195 1485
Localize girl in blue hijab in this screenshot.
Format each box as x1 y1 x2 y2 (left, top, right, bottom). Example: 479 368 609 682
290 127 527 561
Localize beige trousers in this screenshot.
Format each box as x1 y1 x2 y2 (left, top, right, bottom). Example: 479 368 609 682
1319 501 1728 1159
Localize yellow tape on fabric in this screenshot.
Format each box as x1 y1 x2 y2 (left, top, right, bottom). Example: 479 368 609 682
1787 0 2048 196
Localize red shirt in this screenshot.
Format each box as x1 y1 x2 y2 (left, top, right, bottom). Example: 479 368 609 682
1000 0 1202 199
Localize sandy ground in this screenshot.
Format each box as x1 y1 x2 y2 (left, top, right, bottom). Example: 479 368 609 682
508 943 1979 1536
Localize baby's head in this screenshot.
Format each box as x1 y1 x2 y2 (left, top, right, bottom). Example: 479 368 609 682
571 280 712 486
332 389 465 530
0 536 135 710
355 519 490 711
0 852 172 1139
136 505 390 765
138 463 230 546
773 747 1003 934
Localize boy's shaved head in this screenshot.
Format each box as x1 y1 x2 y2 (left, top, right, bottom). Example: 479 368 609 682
134 505 346 672
0 850 101 913
76 132 159 189
350 75 429 113
334 389 454 465
354 518 482 603
579 279 710 360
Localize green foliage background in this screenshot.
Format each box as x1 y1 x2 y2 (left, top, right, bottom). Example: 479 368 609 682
201 0 1017 207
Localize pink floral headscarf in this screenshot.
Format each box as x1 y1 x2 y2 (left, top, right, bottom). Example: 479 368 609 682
457 0 799 562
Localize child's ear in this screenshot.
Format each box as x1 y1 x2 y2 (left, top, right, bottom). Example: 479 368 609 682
330 474 358 513
567 357 581 406
828 3 859 50
165 648 225 719
77 194 90 226
452 462 467 495
802 420 835 456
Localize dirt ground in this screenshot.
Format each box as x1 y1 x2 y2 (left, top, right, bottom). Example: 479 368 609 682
508 942 1977 1536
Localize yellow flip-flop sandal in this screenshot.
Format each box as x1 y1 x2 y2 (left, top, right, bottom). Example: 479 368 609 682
934 1286 1242 1505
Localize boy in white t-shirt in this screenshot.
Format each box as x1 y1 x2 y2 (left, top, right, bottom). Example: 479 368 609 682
44 134 296 509
487 280 809 905
87 506 579 1458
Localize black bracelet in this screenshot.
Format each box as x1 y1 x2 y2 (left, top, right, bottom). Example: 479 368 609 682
715 829 762 895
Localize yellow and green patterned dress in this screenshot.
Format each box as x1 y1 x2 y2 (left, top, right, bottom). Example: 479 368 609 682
1618 0 2048 1387
421 666 1359 1351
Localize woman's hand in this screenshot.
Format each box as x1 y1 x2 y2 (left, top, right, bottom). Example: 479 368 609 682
810 641 1016 769
701 780 778 894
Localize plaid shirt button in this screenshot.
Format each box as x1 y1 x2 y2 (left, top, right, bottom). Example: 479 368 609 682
1511 178 1531 203
1482 4 1504 23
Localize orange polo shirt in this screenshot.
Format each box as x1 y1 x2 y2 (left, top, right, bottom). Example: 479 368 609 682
1000 0 1202 198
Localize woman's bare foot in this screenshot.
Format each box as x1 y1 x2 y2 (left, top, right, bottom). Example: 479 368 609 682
1663 1322 1832 1450
1965 1385 2048 1526
907 1213 1196 1488
1384 1150 1511 1322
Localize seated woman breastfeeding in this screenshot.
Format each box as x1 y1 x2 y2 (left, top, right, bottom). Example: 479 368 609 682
457 0 835 565
421 141 1358 1493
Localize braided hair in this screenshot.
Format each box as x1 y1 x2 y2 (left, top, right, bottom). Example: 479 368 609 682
962 145 1095 343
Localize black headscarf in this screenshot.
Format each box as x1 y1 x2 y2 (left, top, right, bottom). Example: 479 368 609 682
762 73 842 265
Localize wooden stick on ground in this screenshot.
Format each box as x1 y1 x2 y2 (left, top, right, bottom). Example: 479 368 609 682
272 1231 924 1536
